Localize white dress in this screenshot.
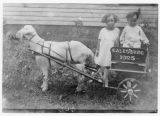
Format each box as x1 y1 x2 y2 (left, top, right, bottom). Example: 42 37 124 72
95 27 120 67
120 25 149 48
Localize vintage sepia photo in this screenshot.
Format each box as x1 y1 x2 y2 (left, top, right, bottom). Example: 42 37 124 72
2 2 158 113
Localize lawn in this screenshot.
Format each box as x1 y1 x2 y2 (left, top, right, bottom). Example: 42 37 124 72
2 24 158 112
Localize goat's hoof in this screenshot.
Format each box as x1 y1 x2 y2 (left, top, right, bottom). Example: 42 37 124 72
88 80 93 83
41 84 48 92
59 95 64 100
75 88 86 94
42 88 47 92
42 87 48 92
75 90 86 95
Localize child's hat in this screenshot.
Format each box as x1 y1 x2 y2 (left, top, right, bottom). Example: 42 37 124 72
126 8 141 19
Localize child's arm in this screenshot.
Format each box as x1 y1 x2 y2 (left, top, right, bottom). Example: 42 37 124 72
95 39 101 56
139 27 149 45
114 28 120 47
120 27 127 46
95 29 103 56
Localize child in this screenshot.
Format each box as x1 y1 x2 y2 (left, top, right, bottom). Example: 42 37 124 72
120 9 150 48
94 14 120 87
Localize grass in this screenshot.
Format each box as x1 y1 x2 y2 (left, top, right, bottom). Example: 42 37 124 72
2 25 158 112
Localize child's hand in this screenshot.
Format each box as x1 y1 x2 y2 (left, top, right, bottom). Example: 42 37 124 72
145 42 150 46
95 50 99 57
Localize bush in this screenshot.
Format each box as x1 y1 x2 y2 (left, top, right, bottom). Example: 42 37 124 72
3 33 40 90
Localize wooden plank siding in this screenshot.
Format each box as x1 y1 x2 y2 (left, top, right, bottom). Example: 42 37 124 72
3 3 158 27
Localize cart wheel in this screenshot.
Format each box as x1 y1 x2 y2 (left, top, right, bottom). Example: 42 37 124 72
117 78 142 103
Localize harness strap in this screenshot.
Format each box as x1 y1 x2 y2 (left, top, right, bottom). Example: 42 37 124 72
41 41 44 54
28 36 65 60
28 36 80 64
68 42 74 63
28 34 36 41
66 48 68 63
139 30 141 36
48 43 52 66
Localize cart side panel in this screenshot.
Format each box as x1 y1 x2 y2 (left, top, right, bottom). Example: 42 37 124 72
110 47 148 73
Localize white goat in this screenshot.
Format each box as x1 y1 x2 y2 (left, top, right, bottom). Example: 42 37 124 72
16 25 94 92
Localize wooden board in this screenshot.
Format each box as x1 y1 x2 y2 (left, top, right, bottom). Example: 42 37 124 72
3 3 158 10
111 47 147 63
3 7 158 15
4 16 156 23
4 12 158 19
3 3 158 27
4 20 156 27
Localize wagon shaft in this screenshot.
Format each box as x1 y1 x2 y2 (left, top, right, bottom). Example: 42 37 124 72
29 48 102 83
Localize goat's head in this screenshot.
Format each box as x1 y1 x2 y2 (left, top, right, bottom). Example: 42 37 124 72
16 25 37 41
85 51 95 66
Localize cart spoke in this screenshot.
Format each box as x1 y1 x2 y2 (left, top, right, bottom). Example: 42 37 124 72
120 90 127 93
123 84 128 89
133 93 138 98
132 84 137 89
123 93 128 99
127 81 132 88
134 89 141 92
129 95 132 102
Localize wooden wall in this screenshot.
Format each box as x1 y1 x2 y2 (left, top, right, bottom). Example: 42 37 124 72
3 3 158 27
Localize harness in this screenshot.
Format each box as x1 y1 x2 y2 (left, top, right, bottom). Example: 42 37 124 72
67 42 74 63
48 43 52 66
28 34 36 41
28 35 78 66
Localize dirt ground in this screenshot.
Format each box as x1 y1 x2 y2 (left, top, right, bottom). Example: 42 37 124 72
2 25 158 113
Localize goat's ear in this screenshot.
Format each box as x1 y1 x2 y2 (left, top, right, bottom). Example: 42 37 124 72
23 32 34 39
25 31 33 36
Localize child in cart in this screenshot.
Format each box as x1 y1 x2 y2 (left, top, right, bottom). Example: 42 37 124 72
94 14 120 87
120 9 150 48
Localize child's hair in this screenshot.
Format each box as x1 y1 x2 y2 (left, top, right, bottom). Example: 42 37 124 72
101 14 119 23
126 8 141 20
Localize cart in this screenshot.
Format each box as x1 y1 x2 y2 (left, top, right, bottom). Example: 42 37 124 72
29 45 150 103
109 46 150 102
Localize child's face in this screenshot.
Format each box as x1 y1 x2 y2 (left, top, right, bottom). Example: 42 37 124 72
127 15 138 27
106 16 115 29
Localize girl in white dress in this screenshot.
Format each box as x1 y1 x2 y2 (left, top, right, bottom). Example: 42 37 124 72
95 14 120 87
120 9 149 48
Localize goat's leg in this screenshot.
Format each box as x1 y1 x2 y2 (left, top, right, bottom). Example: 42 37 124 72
36 56 50 92
76 75 87 93
75 64 87 92
41 67 49 91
